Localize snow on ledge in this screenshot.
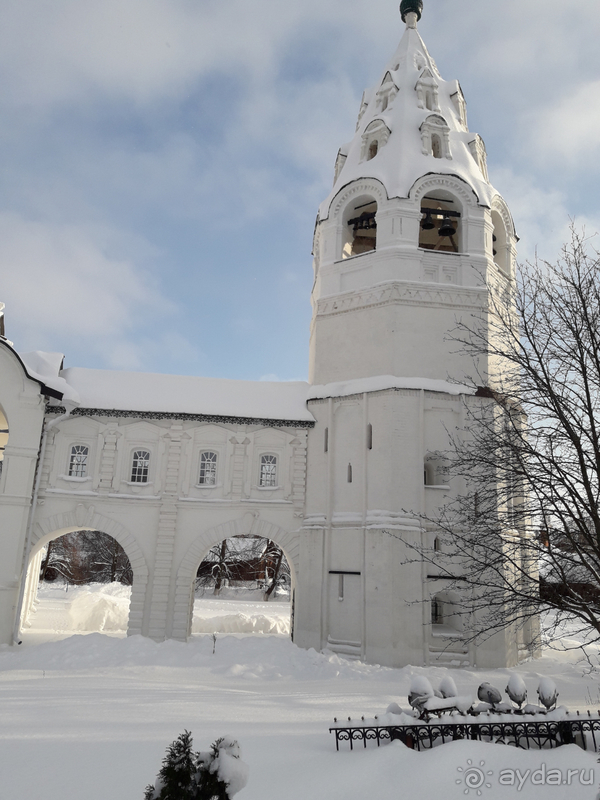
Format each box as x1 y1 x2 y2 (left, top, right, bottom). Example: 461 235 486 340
308 375 473 401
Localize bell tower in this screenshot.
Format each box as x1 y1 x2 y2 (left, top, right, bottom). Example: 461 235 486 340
308 1 516 388
295 2 528 670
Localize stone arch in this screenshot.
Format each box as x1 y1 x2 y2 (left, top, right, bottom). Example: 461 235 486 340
490 195 516 278
331 178 388 221
411 173 480 211
172 514 300 641
28 505 149 636
412 174 481 255
332 180 387 261
490 194 516 240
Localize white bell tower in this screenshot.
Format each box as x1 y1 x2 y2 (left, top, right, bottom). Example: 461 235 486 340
294 1 528 669
308 1 516 388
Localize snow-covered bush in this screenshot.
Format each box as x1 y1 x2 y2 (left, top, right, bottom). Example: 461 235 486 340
439 675 458 699
506 674 527 708
408 675 434 702
538 678 559 711
144 731 249 800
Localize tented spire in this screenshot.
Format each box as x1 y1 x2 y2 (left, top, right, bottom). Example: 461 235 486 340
319 6 496 221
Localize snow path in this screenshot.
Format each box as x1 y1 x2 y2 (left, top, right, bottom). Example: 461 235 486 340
2 587 598 799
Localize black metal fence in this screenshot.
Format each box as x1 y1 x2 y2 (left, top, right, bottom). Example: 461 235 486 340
330 713 600 752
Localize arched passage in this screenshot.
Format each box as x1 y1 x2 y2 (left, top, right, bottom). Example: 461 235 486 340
23 529 133 639
21 507 149 638
173 516 300 641
192 535 292 636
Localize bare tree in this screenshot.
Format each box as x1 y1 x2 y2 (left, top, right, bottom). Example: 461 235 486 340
195 536 290 599
396 228 600 657
40 531 132 586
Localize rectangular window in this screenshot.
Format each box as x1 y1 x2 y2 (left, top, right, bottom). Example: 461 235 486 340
69 445 89 478
199 451 218 485
260 455 277 487
131 450 150 483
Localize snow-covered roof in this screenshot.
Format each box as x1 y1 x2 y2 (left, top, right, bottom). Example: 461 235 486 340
54 367 315 424
308 375 473 401
18 350 80 405
319 17 496 220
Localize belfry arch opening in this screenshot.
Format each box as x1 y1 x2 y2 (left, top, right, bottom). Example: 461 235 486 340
342 197 377 259
0 405 8 482
19 528 134 643
491 209 511 276
191 535 293 637
419 193 462 253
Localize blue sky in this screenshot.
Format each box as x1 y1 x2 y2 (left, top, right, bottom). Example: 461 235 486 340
1 0 600 381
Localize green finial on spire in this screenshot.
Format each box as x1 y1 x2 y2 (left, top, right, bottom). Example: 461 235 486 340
400 0 423 23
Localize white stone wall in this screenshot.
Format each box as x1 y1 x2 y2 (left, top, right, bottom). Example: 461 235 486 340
8 410 308 644
295 383 529 670
0 343 46 645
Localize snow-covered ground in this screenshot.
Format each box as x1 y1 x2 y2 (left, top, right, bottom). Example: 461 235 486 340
23 583 291 642
2 584 598 799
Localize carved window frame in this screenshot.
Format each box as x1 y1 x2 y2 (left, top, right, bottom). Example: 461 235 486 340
469 135 489 182
420 115 452 160
360 120 391 162
415 69 440 113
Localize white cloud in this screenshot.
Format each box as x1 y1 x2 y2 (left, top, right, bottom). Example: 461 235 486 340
1 0 600 379
0 0 388 108
0 213 197 370
491 167 600 265
522 80 600 169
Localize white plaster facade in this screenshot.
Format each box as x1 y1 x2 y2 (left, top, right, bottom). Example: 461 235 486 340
0 6 538 669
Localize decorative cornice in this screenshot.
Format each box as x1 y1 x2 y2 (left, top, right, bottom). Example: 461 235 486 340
315 280 486 318
46 406 315 430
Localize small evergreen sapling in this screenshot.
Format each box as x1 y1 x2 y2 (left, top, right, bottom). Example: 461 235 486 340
144 731 249 799
145 730 197 800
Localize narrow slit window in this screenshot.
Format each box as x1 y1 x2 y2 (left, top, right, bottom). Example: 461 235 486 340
431 597 443 625
347 463 353 483
199 451 218 485
338 574 344 602
367 424 373 450
324 427 329 453
260 454 277 487
68 444 89 478
131 450 150 483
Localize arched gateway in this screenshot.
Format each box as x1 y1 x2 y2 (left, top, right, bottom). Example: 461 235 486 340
173 516 299 641
20 508 149 637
